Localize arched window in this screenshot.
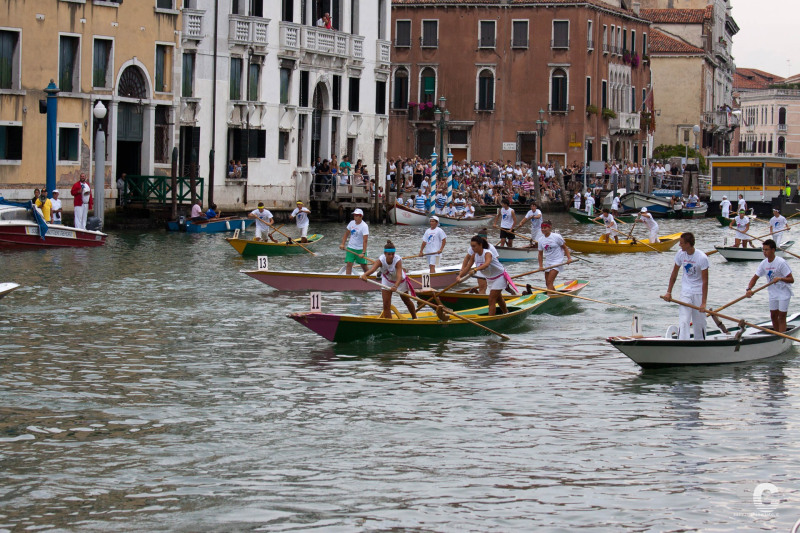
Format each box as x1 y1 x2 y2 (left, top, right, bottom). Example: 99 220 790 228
118 65 148 99
477 69 494 111
550 68 567 112
393 67 408 109
778 136 786 155
420 67 436 104
779 107 787 125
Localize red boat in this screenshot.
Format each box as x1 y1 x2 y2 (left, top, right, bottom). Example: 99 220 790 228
0 199 107 248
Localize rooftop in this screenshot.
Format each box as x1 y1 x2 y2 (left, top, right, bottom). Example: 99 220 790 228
640 8 706 24
734 68 784 91
649 29 704 55
392 0 649 20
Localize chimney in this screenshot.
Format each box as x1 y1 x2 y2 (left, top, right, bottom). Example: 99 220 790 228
632 2 641 16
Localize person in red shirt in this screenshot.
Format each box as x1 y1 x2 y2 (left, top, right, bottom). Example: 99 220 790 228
70 173 93 230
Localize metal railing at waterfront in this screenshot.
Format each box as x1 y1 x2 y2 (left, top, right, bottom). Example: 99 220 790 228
123 175 205 207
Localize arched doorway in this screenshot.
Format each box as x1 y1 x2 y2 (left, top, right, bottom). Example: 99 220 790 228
310 82 330 165
117 65 149 179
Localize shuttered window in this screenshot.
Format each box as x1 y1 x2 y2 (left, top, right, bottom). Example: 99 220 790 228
479 21 495 48
552 21 569 48
422 20 438 48
0 31 18 89
512 20 528 48
396 20 411 47
477 70 494 111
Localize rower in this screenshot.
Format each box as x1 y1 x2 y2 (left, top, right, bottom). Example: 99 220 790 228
493 198 517 248
737 194 747 213
719 195 732 219
769 207 789 248
746 239 794 332
729 209 752 249
361 240 417 319
661 232 709 340
584 192 596 216
573 192 582 210
340 208 370 275
537 221 573 291
592 208 619 244
456 235 511 316
418 215 447 274
248 202 276 242
514 200 542 244
460 228 499 294
290 200 311 243
610 193 621 218
636 207 660 244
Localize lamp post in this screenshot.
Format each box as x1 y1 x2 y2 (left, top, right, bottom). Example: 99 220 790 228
433 96 449 179
93 101 107 227
692 124 701 156
44 80 60 200
534 108 549 203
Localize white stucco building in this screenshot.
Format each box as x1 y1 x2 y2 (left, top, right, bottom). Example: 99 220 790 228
180 0 392 211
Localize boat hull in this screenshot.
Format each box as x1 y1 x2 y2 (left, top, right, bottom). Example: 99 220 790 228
419 280 588 311
495 244 538 263
289 293 548 342
715 213 757 227
388 204 492 227
714 241 794 261
608 314 800 368
227 234 324 256
167 217 253 233
243 265 462 291
564 232 681 254
0 221 107 247
0 282 20 299
620 192 672 214
568 208 635 224
665 204 708 219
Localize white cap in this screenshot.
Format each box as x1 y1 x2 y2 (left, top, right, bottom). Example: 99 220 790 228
773 207 780 212
722 195 727 199
430 215 439 222
640 207 648 213
353 208 364 216
51 190 59 195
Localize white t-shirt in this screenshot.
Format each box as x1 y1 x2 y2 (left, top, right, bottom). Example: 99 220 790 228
756 256 793 300
498 207 514 229
81 182 91 203
524 208 542 233
468 242 499 261
733 215 749 233
250 208 273 230
291 207 310 228
585 196 595 207
473 246 504 279
771 215 788 233
539 232 566 266
674 249 709 296
640 214 658 231
379 253 403 283
720 199 732 217
346 220 369 250
611 197 620 210
422 226 447 254
50 198 62 223
738 198 747 211
600 213 617 231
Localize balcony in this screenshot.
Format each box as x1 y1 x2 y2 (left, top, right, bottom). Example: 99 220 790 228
351 35 364 61
376 39 391 68
279 21 301 57
229 15 269 49
182 8 204 41
702 110 739 131
301 26 349 57
609 112 640 134
228 100 267 128
778 123 787 133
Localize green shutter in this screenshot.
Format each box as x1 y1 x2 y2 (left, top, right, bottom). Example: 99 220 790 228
0 32 15 89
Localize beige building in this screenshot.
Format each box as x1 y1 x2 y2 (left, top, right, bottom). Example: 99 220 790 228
738 89 800 158
0 0 182 208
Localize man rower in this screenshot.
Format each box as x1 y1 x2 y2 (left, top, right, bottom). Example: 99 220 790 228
290 201 311 243
361 240 418 320
538 220 573 291
636 207 660 244
493 198 517 248
584 192 595 216
661 232 709 340
746 238 794 332
610 193 621 218
593 208 619 244
514 200 542 244
340 208 370 275
248 202 276 242
769 207 789 248
719 195 732 219
418 215 447 273
729 209 752 248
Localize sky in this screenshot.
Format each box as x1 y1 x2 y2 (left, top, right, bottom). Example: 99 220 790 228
730 0 799 77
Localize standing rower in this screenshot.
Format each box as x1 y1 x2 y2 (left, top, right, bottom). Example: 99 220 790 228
494 199 517 248
637 207 660 244
419 215 447 273
661 232 709 340
461 228 500 294
339 208 370 275
361 240 418 319
248 202 276 242
769 207 789 248
289 201 311 243
719 195 732 219
746 239 794 332
514 200 543 244
456 235 511 315
537 221 573 291
593 208 619 244
729 209 752 248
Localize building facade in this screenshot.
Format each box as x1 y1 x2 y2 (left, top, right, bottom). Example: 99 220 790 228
0 0 182 204
737 89 800 158
388 0 653 167
183 0 391 211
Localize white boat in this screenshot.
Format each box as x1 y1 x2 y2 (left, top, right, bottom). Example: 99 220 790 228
388 203 493 227
619 191 673 215
495 244 538 263
714 240 795 262
0 282 20 299
608 313 800 368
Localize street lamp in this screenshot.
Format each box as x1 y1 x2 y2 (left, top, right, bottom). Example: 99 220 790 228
535 108 549 203
93 100 107 227
433 96 449 177
692 124 701 155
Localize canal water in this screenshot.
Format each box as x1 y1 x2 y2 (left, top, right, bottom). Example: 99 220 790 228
1 214 799 531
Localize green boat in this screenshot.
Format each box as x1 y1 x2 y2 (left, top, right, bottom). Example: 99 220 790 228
716 213 757 227
226 234 324 256
416 279 588 312
568 208 635 224
289 293 549 342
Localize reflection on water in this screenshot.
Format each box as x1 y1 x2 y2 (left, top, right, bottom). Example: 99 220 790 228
1 216 799 530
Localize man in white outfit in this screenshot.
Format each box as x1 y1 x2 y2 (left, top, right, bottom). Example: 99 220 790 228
719 195 731 218
662 232 709 340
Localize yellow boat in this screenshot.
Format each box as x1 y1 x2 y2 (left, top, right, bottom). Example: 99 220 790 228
563 232 682 254
226 234 324 256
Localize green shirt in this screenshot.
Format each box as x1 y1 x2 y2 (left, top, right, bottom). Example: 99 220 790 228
340 162 352 175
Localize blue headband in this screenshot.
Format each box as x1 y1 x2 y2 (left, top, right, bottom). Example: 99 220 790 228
384 248 396 253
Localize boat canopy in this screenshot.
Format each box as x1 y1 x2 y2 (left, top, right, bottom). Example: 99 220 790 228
0 197 49 239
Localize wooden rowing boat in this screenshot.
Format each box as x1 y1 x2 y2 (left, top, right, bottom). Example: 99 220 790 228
563 232 681 253
417 279 588 312
0 282 20 300
665 203 708 219
226 234 324 256
242 264 462 291
388 203 493 227
715 210 757 227
568 208 635 224
495 244 538 263
167 216 253 233
608 313 800 368
289 293 549 342
713 240 795 262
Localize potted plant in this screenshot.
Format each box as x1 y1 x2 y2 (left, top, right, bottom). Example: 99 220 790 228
585 104 599 116
631 53 640 68
623 50 631 64
640 111 652 127
602 108 617 120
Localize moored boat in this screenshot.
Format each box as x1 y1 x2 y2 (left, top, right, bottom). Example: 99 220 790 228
167 216 253 233
0 282 20 299
242 264 462 291
418 279 588 312
289 293 549 342
226 234 324 256
608 313 800 368
665 203 708 219
714 240 795 262
564 232 682 254
619 191 673 215
0 199 107 248
568 208 636 224
388 203 492 227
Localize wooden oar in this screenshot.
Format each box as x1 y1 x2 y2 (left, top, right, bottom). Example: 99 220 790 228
270 225 316 255
526 284 636 311
403 251 440 260
509 260 572 281
362 277 510 340
506 227 536 242
712 279 779 314
667 298 800 343
268 224 285 238
742 229 800 261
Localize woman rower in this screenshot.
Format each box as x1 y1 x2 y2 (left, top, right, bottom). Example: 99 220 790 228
592 208 619 244
361 240 417 319
729 208 751 249
538 220 573 291
456 235 512 316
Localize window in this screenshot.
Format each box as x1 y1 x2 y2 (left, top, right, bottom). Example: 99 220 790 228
396 20 411 47
332 74 341 110
631 87 635 113
610 25 615 53
248 63 260 101
642 88 646 111
477 69 494 111
281 0 293 22
602 25 608 53
420 67 435 104
479 21 496 49
249 0 263 17
552 21 569 48
0 30 20 90
57 127 79 162
92 39 112 89
587 20 593 50
278 131 289 160
154 106 169 163
393 67 408 109
182 53 195 97
642 33 647 55
155 44 170 92
512 20 528 48
156 0 174 8
0 125 22 160
421 20 438 48
299 70 309 107
631 30 636 53
59 35 80 92
586 76 591 106
375 80 386 115
348 77 360 112
622 29 627 52
602 80 607 109
279 67 290 104
616 27 621 54
779 107 787 125
249 129 266 158
550 69 567 111
230 57 242 100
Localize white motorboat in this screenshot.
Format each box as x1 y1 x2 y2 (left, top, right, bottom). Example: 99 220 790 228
388 203 493 227
714 240 795 262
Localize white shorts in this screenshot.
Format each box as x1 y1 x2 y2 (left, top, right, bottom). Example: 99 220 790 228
427 254 440 266
735 231 749 241
382 277 409 294
299 225 309 238
544 263 564 274
769 298 790 312
487 273 508 291
255 225 269 239
649 230 659 243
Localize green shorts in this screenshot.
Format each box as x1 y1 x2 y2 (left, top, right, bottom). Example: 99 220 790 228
345 247 368 264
